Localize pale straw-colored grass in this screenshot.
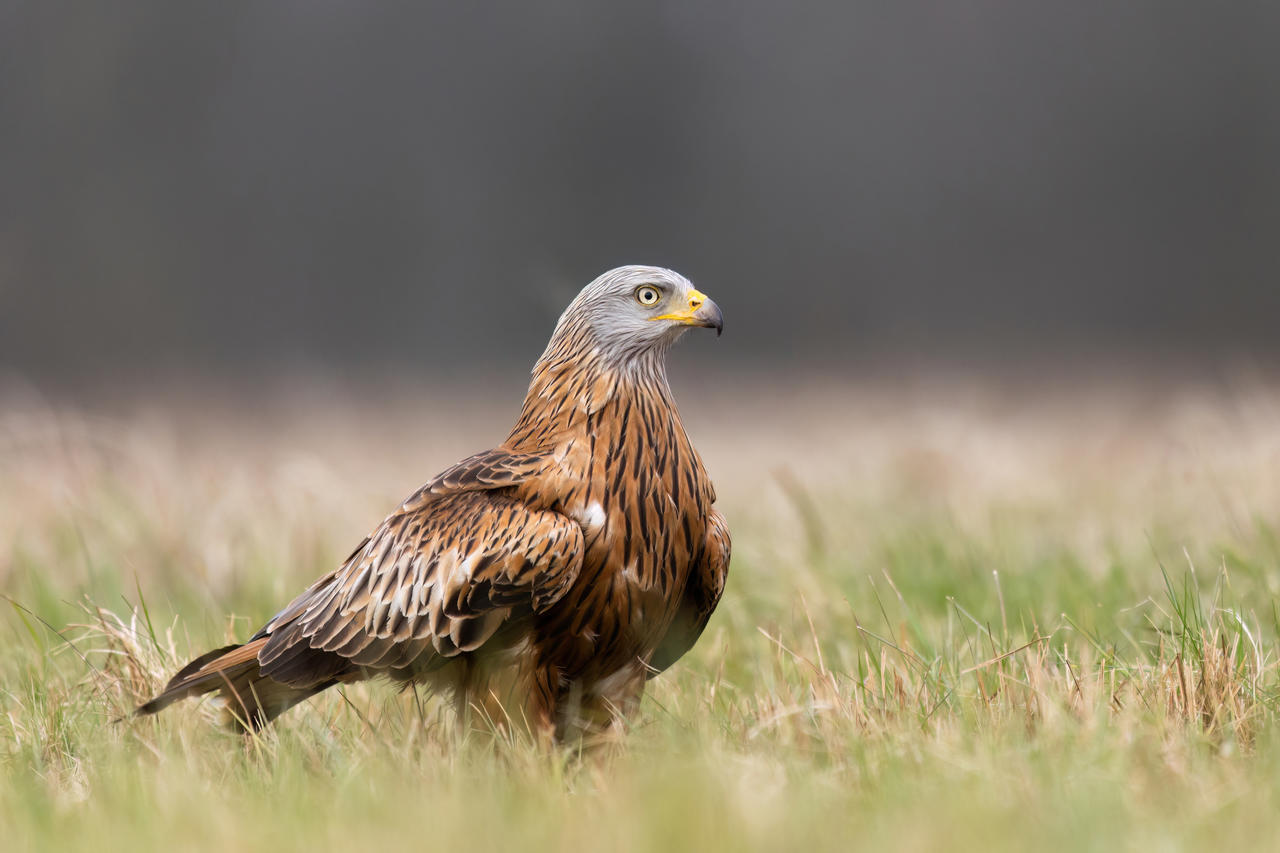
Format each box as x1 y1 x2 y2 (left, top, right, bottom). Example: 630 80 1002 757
5 373 1280 851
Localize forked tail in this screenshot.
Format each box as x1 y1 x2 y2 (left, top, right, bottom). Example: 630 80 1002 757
135 638 336 731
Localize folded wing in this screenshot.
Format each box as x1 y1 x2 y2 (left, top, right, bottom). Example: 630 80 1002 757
647 508 731 677
254 449 584 685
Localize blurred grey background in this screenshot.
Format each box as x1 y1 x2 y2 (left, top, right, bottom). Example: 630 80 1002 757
2 1 1278 386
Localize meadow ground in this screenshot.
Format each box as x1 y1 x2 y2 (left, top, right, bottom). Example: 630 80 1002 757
5 369 1280 852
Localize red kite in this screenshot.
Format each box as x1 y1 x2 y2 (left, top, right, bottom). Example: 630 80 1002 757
137 266 730 741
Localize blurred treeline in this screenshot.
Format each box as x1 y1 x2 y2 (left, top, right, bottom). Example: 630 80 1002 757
2 2 1278 382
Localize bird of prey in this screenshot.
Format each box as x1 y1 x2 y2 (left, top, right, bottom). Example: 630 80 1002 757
137 266 730 741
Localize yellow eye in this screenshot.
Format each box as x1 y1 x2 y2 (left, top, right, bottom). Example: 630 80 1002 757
635 286 661 306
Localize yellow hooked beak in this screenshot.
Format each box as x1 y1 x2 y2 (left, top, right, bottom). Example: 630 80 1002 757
650 289 724 336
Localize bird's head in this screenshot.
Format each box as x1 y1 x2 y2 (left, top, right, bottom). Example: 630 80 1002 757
552 266 723 364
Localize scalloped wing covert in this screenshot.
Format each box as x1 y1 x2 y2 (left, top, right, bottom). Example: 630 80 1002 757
253 464 584 684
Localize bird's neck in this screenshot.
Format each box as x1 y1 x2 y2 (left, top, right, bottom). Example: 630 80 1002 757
506 331 673 451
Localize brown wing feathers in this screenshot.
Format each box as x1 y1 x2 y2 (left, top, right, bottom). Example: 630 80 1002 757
648 509 731 677
260 491 584 666
137 464 585 728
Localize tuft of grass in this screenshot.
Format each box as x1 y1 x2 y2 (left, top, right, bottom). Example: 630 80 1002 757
8 378 1280 851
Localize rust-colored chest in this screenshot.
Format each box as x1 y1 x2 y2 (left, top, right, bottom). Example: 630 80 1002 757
513 382 715 677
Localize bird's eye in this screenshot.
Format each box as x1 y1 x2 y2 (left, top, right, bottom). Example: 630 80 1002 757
635 286 661 306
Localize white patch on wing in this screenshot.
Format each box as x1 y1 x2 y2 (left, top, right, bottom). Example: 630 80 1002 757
392 583 411 617
574 501 606 534
452 552 476 586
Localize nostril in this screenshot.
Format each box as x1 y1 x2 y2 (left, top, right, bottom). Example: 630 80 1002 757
689 297 703 308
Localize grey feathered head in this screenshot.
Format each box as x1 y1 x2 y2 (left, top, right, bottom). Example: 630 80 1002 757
553 266 723 364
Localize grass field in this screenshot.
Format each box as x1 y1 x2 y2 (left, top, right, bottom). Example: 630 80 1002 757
6 373 1280 852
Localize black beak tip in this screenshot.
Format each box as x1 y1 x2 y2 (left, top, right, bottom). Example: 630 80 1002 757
703 302 724 337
